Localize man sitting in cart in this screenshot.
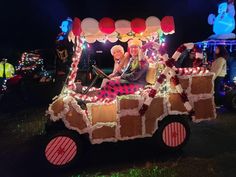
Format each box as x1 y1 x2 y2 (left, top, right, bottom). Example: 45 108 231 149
98 39 148 100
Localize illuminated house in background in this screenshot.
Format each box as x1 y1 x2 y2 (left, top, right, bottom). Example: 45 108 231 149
208 1 235 39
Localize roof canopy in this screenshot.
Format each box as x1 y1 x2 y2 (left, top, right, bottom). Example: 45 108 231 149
68 16 175 43
196 39 236 46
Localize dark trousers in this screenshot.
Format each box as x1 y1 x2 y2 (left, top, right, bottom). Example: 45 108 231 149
214 76 224 105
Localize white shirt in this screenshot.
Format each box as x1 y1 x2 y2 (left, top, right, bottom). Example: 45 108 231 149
211 57 227 79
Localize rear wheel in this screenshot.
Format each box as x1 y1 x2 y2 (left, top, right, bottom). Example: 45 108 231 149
225 90 236 111
232 95 236 111
44 130 84 169
155 116 190 152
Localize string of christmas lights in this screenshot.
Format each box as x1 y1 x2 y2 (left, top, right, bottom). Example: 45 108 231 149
15 52 52 82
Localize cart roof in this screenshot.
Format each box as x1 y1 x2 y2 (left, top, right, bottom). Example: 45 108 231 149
196 39 236 46
69 16 175 43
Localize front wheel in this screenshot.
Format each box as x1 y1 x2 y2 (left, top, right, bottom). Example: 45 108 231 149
44 130 84 169
154 115 190 152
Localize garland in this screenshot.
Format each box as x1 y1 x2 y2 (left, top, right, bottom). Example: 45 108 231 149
67 37 83 90
172 43 204 67
139 43 205 118
0 79 7 92
175 67 209 75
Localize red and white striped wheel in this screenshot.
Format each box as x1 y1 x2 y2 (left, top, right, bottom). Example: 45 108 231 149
156 116 190 151
162 122 186 147
45 135 78 166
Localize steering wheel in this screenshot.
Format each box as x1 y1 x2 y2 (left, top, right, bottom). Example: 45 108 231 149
92 65 110 80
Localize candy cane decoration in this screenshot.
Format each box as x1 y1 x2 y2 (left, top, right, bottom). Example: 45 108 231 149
69 87 101 103
68 37 83 90
139 43 204 118
139 58 194 117
170 74 194 116
139 58 179 115
172 43 204 67
175 67 209 75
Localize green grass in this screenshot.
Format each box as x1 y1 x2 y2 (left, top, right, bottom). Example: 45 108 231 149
0 107 47 144
72 166 176 177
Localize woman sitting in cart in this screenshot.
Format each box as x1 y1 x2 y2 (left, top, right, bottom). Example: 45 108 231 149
101 45 129 87
98 39 148 100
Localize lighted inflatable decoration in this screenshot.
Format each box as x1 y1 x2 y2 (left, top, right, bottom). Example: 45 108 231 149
208 1 235 39
57 17 73 41
45 16 216 168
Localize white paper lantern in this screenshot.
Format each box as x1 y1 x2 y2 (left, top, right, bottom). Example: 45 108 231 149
115 20 131 34
81 18 99 34
145 16 161 33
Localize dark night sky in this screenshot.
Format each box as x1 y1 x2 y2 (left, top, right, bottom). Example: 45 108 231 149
0 0 221 60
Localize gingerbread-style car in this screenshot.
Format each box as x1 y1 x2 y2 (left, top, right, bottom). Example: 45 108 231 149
44 17 216 168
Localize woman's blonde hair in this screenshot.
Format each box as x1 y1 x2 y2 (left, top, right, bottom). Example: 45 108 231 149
110 45 124 56
128 39 144 62
128 39 142 48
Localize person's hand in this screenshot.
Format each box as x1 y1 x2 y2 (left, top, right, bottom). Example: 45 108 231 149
124 52 130 59
112 76 120 81
108 73 115 78
205 61 212 70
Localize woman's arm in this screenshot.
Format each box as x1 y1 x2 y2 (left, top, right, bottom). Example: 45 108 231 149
210 57 226 79
121 61 148 81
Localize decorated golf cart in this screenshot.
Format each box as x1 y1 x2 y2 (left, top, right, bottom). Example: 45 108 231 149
45 16 216 168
